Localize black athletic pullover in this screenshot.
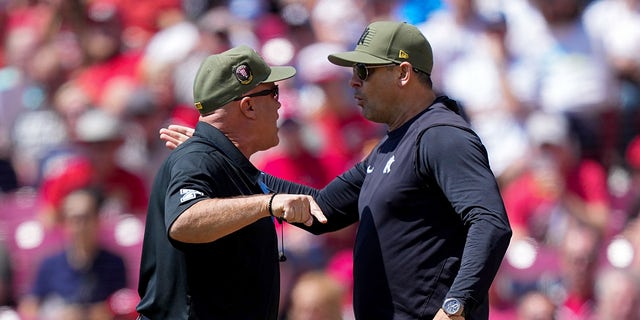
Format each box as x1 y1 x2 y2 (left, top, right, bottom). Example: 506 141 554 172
266 98 512 319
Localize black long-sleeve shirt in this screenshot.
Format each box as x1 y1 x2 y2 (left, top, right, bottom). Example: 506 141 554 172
265 98 512 319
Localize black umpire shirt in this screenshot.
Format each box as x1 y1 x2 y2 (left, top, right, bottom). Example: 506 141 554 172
266 97 512 320
137 122 280 319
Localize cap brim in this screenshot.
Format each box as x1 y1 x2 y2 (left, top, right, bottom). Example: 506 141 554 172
328 51 392 67
264 66 296 83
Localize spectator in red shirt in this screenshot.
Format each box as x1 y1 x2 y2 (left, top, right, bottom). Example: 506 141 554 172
72 1 143 112
39 108 148 225
502 111 611 244
259 117 332 189
294 42 384 179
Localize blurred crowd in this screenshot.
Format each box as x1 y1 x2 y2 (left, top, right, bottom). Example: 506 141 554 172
0 0 639 319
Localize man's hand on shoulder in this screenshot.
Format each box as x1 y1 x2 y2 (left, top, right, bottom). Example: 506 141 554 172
159 124 195 150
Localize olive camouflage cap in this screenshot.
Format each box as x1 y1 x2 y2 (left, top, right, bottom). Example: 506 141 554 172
193 45 296 115
328 21 433 75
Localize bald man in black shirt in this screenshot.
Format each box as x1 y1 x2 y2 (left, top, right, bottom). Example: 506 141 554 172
137 46 327 320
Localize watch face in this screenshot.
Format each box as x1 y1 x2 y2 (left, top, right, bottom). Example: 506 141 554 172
443 298 462 315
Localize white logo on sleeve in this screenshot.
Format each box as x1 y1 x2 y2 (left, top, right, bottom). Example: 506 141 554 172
180 189 204 203
383 156 395 174
366 165 374 173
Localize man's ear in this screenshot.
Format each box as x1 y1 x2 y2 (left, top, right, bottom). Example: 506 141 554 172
238 98 258 120
400 65 409 80
399 63 411 85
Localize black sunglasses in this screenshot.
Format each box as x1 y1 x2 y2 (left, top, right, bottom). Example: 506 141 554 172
353 63 430 81
353 63 397 81
234 85 279 101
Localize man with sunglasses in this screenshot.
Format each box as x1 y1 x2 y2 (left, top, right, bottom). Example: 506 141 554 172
160 21 511 320
136 45 327 320
270 20 510 320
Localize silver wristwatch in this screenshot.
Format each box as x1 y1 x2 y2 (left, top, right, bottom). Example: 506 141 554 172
442 297 464 316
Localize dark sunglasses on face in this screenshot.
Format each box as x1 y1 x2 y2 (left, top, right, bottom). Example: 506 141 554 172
353 63 430 81
353 63 397 81
234 85 279 101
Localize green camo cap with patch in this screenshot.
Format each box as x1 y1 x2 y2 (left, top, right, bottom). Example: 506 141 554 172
328 21 433 75
193 45 296 115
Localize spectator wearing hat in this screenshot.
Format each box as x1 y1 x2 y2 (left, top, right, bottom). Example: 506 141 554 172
38 108 149 225
136 45 327 319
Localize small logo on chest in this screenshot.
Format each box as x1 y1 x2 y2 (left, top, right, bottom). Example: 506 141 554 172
383 156 395 174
